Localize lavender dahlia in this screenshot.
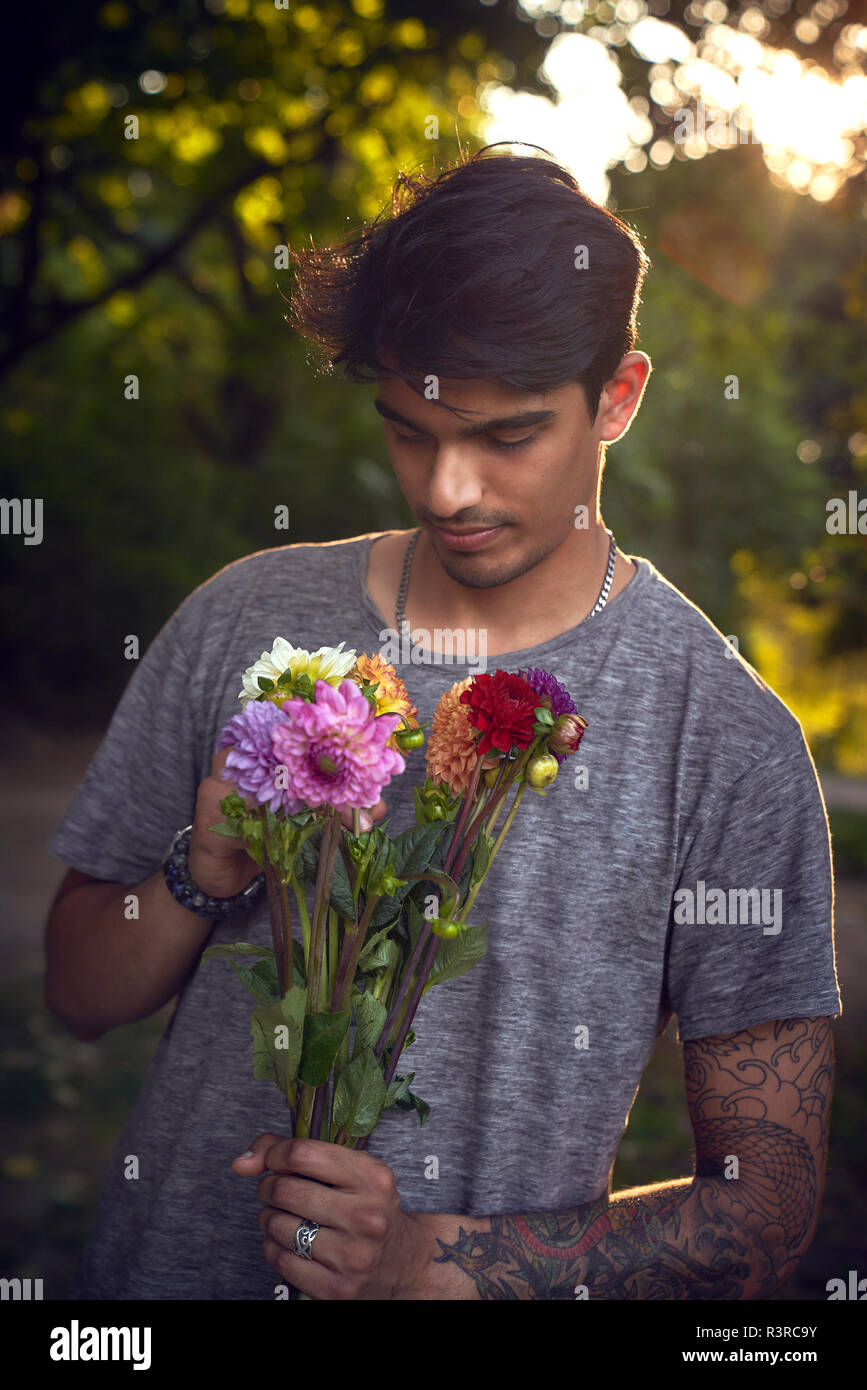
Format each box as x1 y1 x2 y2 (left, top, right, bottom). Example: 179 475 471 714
217 699 293 813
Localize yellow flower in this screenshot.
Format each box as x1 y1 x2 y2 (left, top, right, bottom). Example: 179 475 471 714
351 653 419 751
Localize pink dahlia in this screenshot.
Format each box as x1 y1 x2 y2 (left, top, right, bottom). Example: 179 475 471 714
271 679 406 813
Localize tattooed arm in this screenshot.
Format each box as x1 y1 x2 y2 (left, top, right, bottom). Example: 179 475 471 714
402 1016 834 1300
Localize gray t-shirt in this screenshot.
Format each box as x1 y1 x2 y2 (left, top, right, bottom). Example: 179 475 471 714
47 532 842 1300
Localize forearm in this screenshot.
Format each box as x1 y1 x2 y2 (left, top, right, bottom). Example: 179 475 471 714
44 869 214 1039
405 1176 791 1300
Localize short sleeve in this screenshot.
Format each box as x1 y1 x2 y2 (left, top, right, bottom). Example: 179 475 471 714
45 601 202 885
664 725 842 1042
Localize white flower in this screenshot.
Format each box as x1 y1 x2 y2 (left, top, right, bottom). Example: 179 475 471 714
239 638 358 705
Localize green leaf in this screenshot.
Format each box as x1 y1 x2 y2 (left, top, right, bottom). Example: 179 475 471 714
298 826 322 882
351 988 388 1053
394 1087 431 1127
257 675 275 692
208 819 243 837
201 942 273 962
219 791 248 817
392 821 443 878
201 944 281 1002
299 1009 351 1086
384 1071 415 1108
236 958 280 1004
368 821 444 929
298 826 355 916
331 1047 387 1138
328 840 357 917
357 926 399 974
250 987 307 1095
423 922 488 995
470 832 494 887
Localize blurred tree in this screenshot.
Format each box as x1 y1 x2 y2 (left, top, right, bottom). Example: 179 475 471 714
0 0 863 771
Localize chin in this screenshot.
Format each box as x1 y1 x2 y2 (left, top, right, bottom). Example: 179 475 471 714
434 537 552 591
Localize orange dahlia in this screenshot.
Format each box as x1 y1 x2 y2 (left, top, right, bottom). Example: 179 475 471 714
425 677 481 797
350 653 419 751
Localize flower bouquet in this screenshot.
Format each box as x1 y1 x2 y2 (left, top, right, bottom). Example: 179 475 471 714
203 639 587 1276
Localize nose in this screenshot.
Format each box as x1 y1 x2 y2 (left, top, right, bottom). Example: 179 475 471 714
425 441 484 520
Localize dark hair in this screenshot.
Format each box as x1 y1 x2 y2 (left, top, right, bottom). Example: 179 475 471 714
288 143 651 422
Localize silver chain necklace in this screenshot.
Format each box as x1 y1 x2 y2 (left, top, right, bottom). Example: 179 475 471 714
395 527 618 631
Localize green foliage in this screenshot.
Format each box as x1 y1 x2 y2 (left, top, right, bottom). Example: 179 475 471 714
299 1008 351 1086
200 942 280 1005
350 987 388 1054
249 987 307 1100
331 1046 387 1139
423 921 488 995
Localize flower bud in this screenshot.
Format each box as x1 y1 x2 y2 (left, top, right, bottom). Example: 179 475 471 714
549 712 588 758
432 917 460 939
526 752 558 790
395 726 425 751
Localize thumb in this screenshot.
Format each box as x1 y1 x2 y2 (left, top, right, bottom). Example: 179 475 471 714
211 745 234 778
230 1131 287 1175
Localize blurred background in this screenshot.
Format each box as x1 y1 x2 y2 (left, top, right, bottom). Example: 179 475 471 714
1 0 864 1299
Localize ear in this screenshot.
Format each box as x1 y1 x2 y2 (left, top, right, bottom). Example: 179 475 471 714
597 351 653 444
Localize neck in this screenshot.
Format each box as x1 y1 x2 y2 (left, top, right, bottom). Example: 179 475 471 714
401 522 633 655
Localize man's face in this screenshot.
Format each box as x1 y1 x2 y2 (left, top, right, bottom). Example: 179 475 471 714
374 358 648 590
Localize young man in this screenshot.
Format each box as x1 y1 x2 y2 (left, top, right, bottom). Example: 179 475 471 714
45 149 840 1301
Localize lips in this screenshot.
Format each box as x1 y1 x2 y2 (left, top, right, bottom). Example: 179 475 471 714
431 523 504 551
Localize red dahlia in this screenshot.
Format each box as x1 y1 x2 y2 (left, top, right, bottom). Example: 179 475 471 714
459 670 540 756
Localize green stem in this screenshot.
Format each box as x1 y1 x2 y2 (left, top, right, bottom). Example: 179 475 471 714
292 880 312 975
331 890 381 1015
297 810 341 1136
328 908 339 1004
259 816 286 996
458 780 527 923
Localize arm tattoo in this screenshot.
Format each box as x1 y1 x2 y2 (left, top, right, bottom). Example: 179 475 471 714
432 1017 834 1300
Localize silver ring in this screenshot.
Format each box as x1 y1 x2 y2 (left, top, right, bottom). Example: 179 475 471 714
292 1219 320 1260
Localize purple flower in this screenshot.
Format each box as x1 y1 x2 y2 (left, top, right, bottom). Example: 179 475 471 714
217 700 298 814
518 667 577 718
517 666 579 765
271 679 406 813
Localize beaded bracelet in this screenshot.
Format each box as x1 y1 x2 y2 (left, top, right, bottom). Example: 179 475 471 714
161 825 265 919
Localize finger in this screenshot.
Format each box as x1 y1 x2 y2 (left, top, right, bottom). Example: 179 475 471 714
255 1136 387 1194
339 808 373 833
259 1207 343 1276
262 1236 330 1299
210 743 261 813
256 1168 353 1224
230 1132 290 1175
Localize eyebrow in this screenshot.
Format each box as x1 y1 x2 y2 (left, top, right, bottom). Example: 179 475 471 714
373 398 556 437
